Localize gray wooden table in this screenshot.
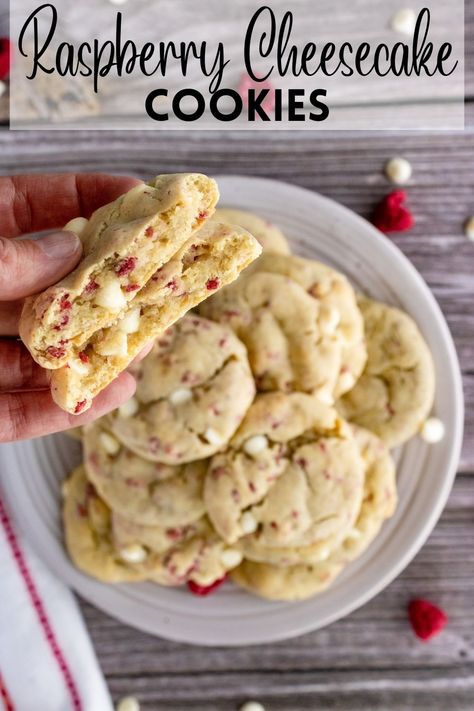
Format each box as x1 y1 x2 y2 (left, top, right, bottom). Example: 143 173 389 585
1 127 473 711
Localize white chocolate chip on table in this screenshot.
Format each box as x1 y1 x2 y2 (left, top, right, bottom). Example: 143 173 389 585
464 216 474 241
116 698 140 711
46 220 261 414
106 315 256 464
385 157 412 185
390 8 417 35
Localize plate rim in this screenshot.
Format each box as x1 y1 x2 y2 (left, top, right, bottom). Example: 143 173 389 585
0 175 464 646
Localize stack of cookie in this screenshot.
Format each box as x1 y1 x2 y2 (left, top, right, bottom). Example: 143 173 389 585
62 208 436 601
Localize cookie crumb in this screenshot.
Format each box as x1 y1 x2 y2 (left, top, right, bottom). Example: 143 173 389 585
385 157 412 185
464 216 474 241
116 697 140 711
419 417 445 443
408 598 447 640
390 8 416 35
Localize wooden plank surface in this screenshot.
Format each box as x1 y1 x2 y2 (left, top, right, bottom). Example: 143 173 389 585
1 126 473 709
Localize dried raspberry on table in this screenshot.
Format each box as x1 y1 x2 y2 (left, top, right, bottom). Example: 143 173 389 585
408 598 448 641
238 73 275 114
371 190 414 233
188 575 227 596
0 38 11 81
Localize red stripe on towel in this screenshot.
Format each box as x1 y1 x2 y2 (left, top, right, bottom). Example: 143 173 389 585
0 498 82 711
0 669 15 711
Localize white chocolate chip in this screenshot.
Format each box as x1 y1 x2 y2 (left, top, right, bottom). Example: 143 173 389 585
116 698 140 711
316 546 330 562
118 397 139 418
119 544 147 564
319 304 341 335
314 385 334 406
118 307 141 334
464 217 474 241
338 371 356 393
243 435 269 456
169 388 193 405
385 157 412 185
240 511 258 535
64 217 88 238
420 417 445 443
68 358 89 375
94 280 127 311
203 427 222 446
109 0 128 5
220 548 243 569
240 703 266 711
99 431 121 455
390 8 416 35
96 331 128 357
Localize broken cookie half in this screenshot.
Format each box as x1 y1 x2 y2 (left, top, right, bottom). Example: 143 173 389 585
51 221 260 413
20 173 219 369
19 174 261 414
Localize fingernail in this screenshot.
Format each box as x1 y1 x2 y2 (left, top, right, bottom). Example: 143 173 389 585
37 231 82 259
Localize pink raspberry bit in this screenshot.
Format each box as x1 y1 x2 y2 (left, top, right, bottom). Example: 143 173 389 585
84 278 99 295
59 294 72 310
206 277 220 291
198 210 209 220
188 575 227 596
145 226 154 238
46 345 66 359
115 256 137 276
78 351 89 364
166 279 179 292
125 283 140 293
408 599 448 641
74 399 88 414
238 72 276 114
76 503 87 518
53 313 69 331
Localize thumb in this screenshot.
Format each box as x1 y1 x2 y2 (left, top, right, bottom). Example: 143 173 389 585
0 231 83 300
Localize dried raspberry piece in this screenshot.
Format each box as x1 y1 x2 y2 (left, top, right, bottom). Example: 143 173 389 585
198 211 209 220
145 226 154 237
0 38 11 81
74 399 88 414
166 279 179 292
59 294 72 310
78 351 89 364
46 345 66 359
206 277 220 291
53 313 69 331
125 283 140 293
408 598 447 641
115 257 137 276
84 278 99 295
188 575 227 596
371 190 414 233
76 503 87 518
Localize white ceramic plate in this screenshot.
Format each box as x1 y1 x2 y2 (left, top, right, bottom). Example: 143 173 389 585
0 176 464 646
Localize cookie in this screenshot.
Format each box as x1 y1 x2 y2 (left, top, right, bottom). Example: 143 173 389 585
231 427 397 601
111 515 243 587
106 315 254 464
210 207 290 255
231 558 342 601
246 253 367 397
338 298 435 447
204 392 364 546
83 421 205 527
62 465 149 583
240 425 396 567
63 467 242 586
200 255 365 398
21 174 219 370
48 221 261 414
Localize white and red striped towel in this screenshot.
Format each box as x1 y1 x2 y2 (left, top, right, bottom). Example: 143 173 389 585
0 495 114 711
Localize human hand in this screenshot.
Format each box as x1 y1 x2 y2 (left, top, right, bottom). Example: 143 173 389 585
0 172 143 442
